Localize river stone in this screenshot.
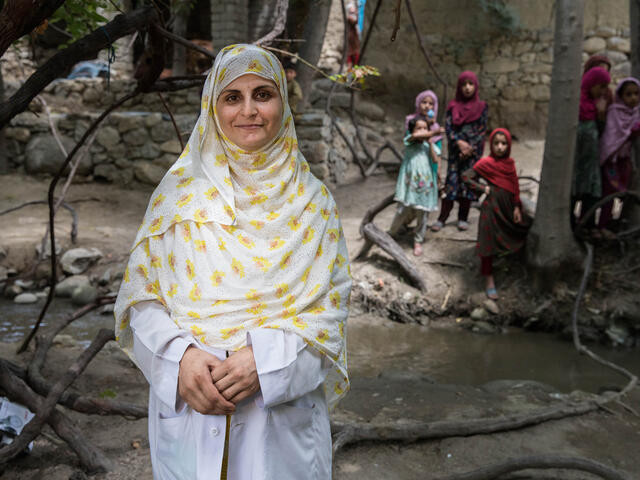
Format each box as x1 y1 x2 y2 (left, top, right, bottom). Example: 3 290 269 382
4 284 22 299
93 164 134 184
612 61 631 78
605 323 629 346
160 140 182 155
100 303 115 315
134 161 166 185
299 140 330 165
60 247 103 275
25 134 80 175
14 292 38 304
0 266 7 282
483 299 500 315
71 284 98 306
296 111 329 127
471 320 496 334
55 275 90 297
53 334 80 348
309 162 329 180
14 279 34 289
470 307 489 321
98 268 112 286
483 58 519 74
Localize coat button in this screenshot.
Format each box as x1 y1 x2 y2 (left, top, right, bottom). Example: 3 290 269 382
210 427 219 437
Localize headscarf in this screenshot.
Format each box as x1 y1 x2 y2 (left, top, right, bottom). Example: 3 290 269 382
473 128 520 204
114 44 351 408
584 54 612 73
404 89 443 143
579 66 611 121
447 71 487 126
599 77 640 164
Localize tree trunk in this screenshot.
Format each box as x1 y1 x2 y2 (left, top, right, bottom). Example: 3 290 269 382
171 1 189 76
249 0 279 41
526 0 583 279
629 0 640 224
296 0 332 107
0 65 8 174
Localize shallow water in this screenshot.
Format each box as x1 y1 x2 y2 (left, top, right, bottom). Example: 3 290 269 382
1 300 638 394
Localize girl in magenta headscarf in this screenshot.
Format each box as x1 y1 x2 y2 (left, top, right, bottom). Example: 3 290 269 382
598 77 640 230
432 71 488 232
571 66 611 235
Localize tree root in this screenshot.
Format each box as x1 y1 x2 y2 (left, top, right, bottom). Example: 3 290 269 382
432 454 630 480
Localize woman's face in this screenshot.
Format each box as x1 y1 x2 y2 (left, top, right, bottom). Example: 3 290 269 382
419 96 434 115
491 133 509 157
621 82 640 108
461 79 476 99
216 74 283 151
589 82 609 99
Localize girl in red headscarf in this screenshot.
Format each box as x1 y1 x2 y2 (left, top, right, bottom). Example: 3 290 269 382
432 71 488 233
462 128 530 300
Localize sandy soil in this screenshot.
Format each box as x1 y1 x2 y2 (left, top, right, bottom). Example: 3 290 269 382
1 142 640 479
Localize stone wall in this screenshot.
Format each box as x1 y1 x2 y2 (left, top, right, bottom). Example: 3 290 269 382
4 101 340 186
210 0 249 49
331 0 632 137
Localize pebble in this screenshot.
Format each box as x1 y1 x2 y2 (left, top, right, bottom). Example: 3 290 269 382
14 292 38 304
14 279 34 289
483 299 500 315
470 307 489 321
4 284 22 299
71 285 98 306
55 275 90 297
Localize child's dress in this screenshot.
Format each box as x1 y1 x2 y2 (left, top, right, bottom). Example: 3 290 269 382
389 133 440 243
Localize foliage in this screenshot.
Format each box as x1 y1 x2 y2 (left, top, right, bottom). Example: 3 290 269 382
49 0 112 45
478 0 520 34
98 388 118 399
329 65 380 88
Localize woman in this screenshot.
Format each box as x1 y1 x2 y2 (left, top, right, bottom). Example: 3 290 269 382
432 71 488 232
115 44 351 480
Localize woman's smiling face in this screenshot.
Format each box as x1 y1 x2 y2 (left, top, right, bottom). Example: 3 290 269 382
216 74 283 152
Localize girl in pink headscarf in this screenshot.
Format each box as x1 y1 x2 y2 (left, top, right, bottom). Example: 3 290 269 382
571 66 611 235
432 71 488 233
598 77 640 230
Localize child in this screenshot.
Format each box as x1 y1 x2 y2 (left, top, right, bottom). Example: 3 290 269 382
389 115 441 256
462 128 530 300
572 66 611 235
432 71 488 232
598 77 640 231
283 60 303 115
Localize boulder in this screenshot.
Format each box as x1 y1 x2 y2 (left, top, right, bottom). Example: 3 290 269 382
55 275 91 297
93 164 134 184
594 26 616 38
71 284 98 306
134 161 166 185
25 134 89 175
483 299 500 315
4 127 31 143
122 127 149 147
160 140 182 155
355 101 385 121
309 162 329 180
470 307 489 321
612 61 631 78
14 293 38 304
60 248 103 275
530 84 551 102
299 140 330 165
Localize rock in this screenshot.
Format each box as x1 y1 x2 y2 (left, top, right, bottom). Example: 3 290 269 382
96 126 121 150
98 268 113 286
514 41 533 56
470 307 489 321
483 58 519 74
502 85 527 101
14 279 34 289
594 26 616 38
605 323 629 346
35 239 61 259
83 88 100 103
55 275 90 297
4 284 23 299
483 299 500 315
521 63 552 74
25 134 86 175
471 320 496 334
131 142 161 160
122 127 149 146
144 113 163 128
60 247 103 275
296 111 329 127
607 36 630 54
117 115 143 132
160 140 182 155
134 161 166 185
71 284 98 306
14 292 38 304
355 101 385 121
35 290 48 299
602 50 629 65
100 303 115 315
299 140 330 165
150 122 175 142
583 37 606 54
0 245 6 261
530 84 551 102
309 162 329 180
4 127 31 142
0 266 7 282
93 164 134 184
53 334 80 348
611 61 631 78
296 126 330 142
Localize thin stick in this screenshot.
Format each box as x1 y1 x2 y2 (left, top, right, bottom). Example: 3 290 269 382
17 91 138 354
155 25 216 59
157 92 184 150
391 0 402 42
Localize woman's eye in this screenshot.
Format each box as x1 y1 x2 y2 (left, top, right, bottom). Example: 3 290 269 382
256 90 272 100
225 95 239 103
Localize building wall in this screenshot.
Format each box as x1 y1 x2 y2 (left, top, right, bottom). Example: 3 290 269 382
210 0 249 49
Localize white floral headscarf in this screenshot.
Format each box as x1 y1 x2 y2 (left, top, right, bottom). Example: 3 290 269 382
114 44 351 408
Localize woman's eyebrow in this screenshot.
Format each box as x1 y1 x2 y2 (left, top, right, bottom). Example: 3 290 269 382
219 84 277 96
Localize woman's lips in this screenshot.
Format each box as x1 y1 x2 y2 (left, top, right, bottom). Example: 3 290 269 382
236 124 263 130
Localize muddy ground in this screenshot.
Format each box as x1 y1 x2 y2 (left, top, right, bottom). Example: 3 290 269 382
1 139 640 478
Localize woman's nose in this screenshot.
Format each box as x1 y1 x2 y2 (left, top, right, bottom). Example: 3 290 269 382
241 98 258 116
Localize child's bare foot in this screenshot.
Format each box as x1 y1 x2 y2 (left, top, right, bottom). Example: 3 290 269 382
485 275 498 300
413 242 423 256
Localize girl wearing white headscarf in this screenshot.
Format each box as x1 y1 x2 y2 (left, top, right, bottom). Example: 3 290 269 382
115 44 351 480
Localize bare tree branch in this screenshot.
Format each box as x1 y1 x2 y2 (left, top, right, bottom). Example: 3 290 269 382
254 0 289 46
